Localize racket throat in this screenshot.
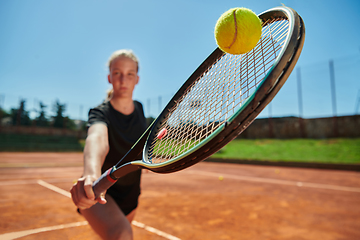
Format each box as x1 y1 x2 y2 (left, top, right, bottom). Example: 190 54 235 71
111 163 141 179
107 166 118 181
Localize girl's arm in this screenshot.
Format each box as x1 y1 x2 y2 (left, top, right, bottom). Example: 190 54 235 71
70 123 109 209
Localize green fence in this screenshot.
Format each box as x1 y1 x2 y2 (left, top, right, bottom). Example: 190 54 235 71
0 133 83 152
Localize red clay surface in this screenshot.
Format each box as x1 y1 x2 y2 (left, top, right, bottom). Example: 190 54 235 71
0 152 360 240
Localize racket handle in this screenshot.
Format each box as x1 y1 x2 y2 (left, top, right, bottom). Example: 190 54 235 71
92 167 117 199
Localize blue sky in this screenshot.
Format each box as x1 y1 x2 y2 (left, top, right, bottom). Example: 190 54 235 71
1 0 359 120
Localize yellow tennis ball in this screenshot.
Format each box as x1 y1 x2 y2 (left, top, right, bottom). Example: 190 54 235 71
219 175 224 181
214 7 262 55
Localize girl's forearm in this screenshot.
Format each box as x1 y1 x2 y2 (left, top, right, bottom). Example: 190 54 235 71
83 133 109 177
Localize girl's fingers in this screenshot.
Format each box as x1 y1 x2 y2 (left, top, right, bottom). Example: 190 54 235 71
97 192 107 205
83 177 96 200
70 177 98 209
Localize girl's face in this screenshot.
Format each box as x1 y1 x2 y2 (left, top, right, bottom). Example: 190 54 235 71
108 56 139 99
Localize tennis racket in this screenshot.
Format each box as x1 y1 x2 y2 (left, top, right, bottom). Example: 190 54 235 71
93 6 305 198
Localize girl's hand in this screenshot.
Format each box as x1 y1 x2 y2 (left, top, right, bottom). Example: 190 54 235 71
70 175 107 209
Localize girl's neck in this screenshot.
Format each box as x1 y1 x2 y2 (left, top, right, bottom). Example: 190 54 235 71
110 97 135 115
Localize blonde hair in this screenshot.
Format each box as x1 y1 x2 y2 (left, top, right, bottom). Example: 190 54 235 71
107 49 139 72
106 49 139 101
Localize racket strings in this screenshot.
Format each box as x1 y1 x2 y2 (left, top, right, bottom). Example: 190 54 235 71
148 17 290 163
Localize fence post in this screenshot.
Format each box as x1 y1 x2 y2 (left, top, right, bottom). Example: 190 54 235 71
297 67 306 138
268 103 274 138
329 60 338 137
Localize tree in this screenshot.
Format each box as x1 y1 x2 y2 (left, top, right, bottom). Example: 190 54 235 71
52 100 77 130
36 101 49 127
0 108 10 125
0 108 9 118
53 100 66 128
64 116 77 130
10 99 31 126
146 117 155 127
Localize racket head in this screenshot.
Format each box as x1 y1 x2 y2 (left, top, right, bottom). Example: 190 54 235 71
130 6 305 174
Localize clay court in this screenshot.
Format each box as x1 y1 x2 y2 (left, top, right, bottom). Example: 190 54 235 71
0 152 359 240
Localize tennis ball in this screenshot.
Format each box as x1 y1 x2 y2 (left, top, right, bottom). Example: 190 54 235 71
219 175 224 181
214 7 262 55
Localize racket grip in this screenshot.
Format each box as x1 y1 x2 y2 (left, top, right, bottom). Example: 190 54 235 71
92 167 117 199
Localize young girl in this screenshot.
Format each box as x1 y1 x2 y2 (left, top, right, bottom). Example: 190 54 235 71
70 49 147 240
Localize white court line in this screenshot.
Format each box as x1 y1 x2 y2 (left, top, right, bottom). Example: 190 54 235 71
190 170 360 193
0 221 88 240
0 179 76 186
36 179 181 240
0 180 38 186
132 221 181 240
37 179 71 198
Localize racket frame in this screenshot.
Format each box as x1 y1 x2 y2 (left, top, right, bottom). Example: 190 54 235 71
138 6 305 174
93 6 305 197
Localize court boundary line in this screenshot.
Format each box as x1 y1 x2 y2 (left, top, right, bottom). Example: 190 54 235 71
0 220 182 240
189 170 360 193
36 179 181 240
37 179 72 197
0 221 88 240
132 221 181 240
0 179 75 186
